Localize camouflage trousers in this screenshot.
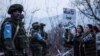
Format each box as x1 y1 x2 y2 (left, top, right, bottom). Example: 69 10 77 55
4 39 26 56
30 43 43 56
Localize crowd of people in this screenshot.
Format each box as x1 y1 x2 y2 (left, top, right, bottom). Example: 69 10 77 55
0 3 100 56
63 24 100 56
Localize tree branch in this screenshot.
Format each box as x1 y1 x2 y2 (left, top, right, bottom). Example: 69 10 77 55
85 0 100 21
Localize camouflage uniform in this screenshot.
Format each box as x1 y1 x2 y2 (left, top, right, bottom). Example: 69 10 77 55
40 23 48 56
30 22 43 56
0 4 27 56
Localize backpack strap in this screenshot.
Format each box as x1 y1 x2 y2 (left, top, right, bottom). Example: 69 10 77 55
12 25 20 41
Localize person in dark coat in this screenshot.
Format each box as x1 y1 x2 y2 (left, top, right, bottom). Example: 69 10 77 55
64 29 73 49
81 24 96 56
94 26 100 56
73 25 85 56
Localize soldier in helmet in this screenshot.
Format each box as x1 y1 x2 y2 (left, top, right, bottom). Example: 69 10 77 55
29 22 43 56
40 23 48 56
0 4 27 56
40 23 48 40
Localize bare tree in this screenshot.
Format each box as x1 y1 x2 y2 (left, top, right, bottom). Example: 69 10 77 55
27 9 40 36
71 0 100 25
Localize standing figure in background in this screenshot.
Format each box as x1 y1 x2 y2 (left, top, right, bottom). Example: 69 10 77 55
30 22 44 56
81 24 96 56
40 23 48 56
63 29 73 50
94 26 100 56
73 25 84 56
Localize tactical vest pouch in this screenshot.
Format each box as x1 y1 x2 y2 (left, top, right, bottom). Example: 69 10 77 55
4 39 14 50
